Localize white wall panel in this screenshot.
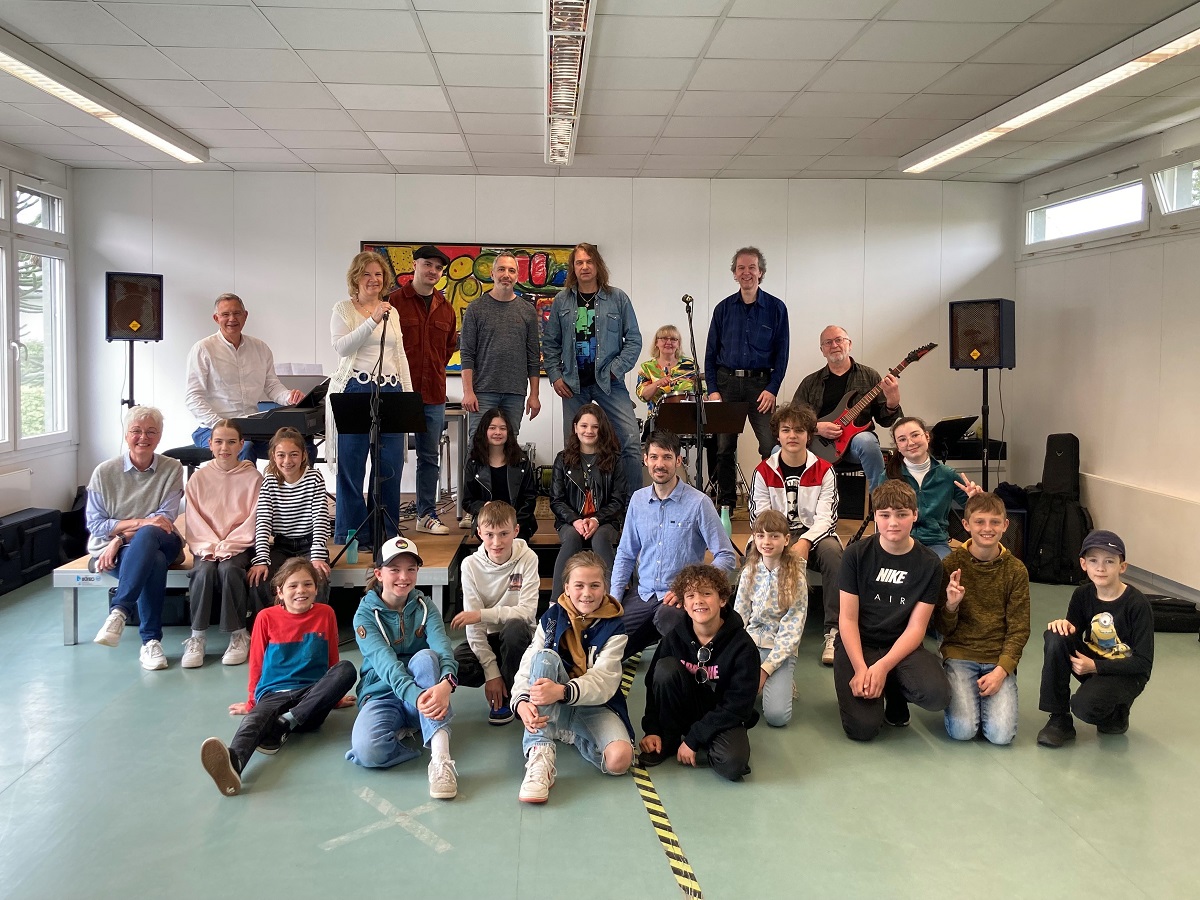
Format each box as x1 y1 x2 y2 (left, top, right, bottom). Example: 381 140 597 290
396 174 476 243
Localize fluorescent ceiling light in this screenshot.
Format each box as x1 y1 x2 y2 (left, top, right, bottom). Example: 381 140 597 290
902 16 1200 174
544 1 595 166
0 30 207 165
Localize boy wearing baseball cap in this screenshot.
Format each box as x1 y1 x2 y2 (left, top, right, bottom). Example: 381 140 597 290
1036 530 1155 748
346 536 461 799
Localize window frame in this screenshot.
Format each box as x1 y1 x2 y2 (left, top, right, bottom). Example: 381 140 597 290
11 178 67 242
1023 177 1148 252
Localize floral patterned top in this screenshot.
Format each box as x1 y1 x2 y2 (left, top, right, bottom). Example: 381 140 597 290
734 559 809 675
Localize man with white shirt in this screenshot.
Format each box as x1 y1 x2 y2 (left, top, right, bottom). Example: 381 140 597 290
185 293 303 462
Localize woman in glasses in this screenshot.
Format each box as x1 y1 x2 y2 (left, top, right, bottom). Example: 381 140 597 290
638 563 760 782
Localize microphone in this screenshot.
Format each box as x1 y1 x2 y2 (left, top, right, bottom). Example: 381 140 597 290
681 294 694 305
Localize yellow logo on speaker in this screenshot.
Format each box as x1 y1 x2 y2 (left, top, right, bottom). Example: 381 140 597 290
130 321 141 332
970 348 980 360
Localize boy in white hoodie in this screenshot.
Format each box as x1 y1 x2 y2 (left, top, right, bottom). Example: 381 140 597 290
450 501 539 724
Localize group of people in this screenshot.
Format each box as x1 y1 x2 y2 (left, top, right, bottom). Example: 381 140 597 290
85 240 1154 806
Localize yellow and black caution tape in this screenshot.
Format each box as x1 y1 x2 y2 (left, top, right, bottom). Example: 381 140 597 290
632 765 703 898
620 653 704 898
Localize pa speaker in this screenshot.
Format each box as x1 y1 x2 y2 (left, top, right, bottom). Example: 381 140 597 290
106 272 163 342
949 298 1014 370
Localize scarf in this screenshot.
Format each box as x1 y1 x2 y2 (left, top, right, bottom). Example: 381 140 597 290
557 591 623 679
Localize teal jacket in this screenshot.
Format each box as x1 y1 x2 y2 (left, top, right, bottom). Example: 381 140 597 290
353 588 457 707
899 462 968 547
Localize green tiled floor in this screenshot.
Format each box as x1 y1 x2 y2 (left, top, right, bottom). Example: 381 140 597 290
1 579 1196 899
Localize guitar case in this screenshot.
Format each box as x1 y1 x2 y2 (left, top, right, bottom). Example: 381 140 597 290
1041 433 1080 498
1026 433 1092 584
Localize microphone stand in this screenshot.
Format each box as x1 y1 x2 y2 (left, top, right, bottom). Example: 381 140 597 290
682 294 708 489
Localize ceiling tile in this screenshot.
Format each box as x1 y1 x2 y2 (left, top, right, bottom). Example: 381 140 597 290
241 108 359 130
210 147 305 164
661 116 770 137
783 91 909 117
605 0 727 14
25 143 131 162
186 129 283 148
592 15 717 58
1033 0 1195 25
115 142 194 162
261 7 423 53
969 157 1057 175
808 61 955 93
689 59 825 92
581 115 669 137
159 48 315 83
310 163 397 173
103 4 288 49
223 162 312 173
0 1 146 45
414 1 540 10
435 54 543 88
796 168 886 177
673 91 793 117
806 154 899 170
1047 94 1139 121
349 110 461 132
886 94 1009 119
854 117 964 141
0 74 65 103
652 136 751 154
730 0 889 18
974 23 1132 65
718 169 801 178
41 44 189 81
1006 141 1110 159
107 79 226 107
829 137 923 156
471 152 550 168
708 18 865 60
462 133 538 153
643 154 734 169
1106 64 1200 98
923 62 1065 94
761 117 874 138
627 169 718 178
373 132 468 151
382 150 474 166
293 148 392 165
267 130 373 149
582 91 679 116
61 124 158 147
446 87 541 114
0 124 91 145
298 51 438 86
207 81 341 108
743 137 846 155
724 155 816 170
843 22 1013 62
586 58 696 92
0 106 44 127
576 136 656 154
327 84 450 112
883 0 1052 23
1098 95 1200 122
10 102 115 127
457 112 542 134
996 117 1082 141
417 12 543 55
569 154 646 168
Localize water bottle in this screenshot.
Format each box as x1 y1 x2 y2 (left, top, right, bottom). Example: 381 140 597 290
720 505 732 537
346 528 358 565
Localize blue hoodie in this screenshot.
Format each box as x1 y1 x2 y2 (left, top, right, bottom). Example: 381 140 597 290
353 588 457 707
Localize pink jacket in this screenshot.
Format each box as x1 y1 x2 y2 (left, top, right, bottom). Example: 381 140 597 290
185 460 261 560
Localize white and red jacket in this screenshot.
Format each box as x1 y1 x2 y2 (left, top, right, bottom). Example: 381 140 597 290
749 449 840 546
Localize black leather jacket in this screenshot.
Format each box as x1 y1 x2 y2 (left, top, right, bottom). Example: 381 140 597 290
550 451 628 530
463 455 538 540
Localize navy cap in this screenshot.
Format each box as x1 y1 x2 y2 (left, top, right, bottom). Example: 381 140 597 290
1080 530 1125 560
412 245 450 267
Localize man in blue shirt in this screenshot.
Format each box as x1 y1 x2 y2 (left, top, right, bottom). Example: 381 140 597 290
611 429 737 659
543 242 644 494
704 247 790 511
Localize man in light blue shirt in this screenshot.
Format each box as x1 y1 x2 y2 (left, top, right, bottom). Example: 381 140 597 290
610 429 737 659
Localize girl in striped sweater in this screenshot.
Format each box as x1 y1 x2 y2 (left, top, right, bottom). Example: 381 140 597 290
248 427 331 603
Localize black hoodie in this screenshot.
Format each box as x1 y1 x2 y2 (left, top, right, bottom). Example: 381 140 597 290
642 608 761 750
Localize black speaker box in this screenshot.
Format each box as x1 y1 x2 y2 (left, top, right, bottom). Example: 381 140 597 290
106 272 163 341
949 298 1015 370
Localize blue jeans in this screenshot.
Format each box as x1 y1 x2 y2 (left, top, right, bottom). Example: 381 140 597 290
469 392 525 445
927 541 952 560
334 379 404 546
193 425 267 463
847 430 887 491
346 649 454 768
521 649 631 773
758 648 797 728
110 526 184 644
944 659 1019 745
413 403 445 520
563 381 643 496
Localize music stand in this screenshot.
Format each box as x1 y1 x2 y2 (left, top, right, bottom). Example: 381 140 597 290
656 400 750 495
330 390 426 566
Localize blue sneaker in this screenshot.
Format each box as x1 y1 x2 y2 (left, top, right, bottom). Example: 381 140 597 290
488 705 514 726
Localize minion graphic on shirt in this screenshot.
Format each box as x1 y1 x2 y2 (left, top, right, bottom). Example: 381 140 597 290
1085 611 1131 659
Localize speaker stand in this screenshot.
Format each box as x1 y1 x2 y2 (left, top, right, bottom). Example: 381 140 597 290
122 342 137 410
980 368 990 491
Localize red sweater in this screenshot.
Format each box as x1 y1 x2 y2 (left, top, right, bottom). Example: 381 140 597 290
388 282 457 405
246 604 340 709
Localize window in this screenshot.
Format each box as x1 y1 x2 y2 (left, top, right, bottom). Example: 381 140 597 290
1151 158 1200 214
1026 182 1145 244
14 245 68 441
14 186 64 234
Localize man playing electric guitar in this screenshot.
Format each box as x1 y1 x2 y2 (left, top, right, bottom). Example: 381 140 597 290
791 325 901 491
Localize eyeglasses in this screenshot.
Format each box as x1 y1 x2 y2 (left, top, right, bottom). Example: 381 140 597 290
127 429 160 438
820 336 848 348
694 645 712 684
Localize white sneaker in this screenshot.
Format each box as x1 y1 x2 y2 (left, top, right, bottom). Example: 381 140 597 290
428 757 458 799
458 513 473 530
222 630 250 666
519 743 557 804
821 629 837 667
139 639 168 671
416 515 450 535
200 737 241 797
181 634 206 668
93 609 126 647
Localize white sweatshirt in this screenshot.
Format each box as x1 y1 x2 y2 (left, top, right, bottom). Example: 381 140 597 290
461 538 540 681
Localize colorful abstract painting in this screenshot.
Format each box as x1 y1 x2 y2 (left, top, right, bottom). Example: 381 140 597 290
361 241 576 373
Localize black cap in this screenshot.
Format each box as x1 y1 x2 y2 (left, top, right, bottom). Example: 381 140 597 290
412 245 450 267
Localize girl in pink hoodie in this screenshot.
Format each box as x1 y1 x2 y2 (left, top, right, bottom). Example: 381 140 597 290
183 420 262 669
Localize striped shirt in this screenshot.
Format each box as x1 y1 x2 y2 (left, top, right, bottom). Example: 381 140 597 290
253 468 329 565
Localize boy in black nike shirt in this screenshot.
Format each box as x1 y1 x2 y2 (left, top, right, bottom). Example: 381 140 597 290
1036 530 1154 748
834 480 949 741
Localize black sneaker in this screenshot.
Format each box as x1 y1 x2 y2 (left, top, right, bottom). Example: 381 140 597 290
1097 705 1130 735
883 689 910 727
256 720 290 755
1036 713 1077 748
638 748 669 768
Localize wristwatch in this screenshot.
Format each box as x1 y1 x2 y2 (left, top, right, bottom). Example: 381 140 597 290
441 673 458 692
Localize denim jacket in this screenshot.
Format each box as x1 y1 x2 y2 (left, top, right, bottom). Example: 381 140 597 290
542 286 642 395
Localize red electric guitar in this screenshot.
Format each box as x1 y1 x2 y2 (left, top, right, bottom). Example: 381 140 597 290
810 343 938 465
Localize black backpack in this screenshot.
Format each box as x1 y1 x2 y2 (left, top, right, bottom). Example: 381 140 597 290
1025 434 1093 585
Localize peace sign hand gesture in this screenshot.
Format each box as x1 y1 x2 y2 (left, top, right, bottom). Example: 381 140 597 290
945 568 964 612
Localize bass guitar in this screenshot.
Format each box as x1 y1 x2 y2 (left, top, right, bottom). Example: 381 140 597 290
810 343 937 464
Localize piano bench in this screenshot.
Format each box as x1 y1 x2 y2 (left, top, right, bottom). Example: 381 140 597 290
162 446 214 479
